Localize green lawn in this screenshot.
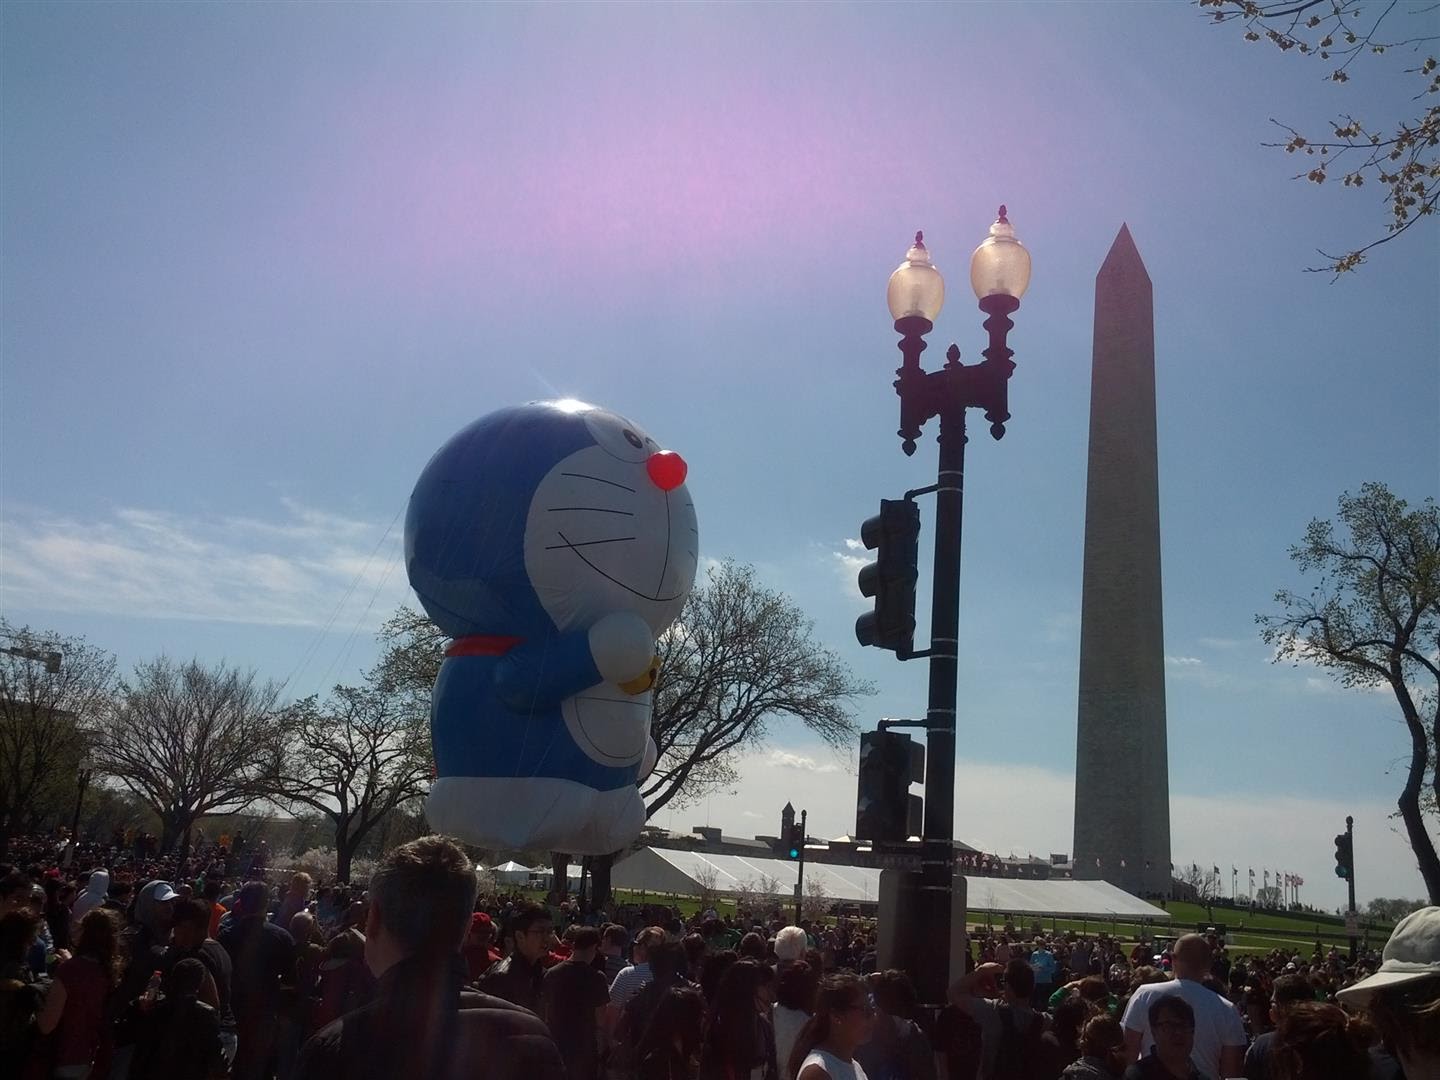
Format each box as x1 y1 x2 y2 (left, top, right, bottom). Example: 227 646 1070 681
515 886 1390 961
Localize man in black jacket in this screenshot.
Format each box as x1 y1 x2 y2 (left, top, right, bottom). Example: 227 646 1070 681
294 836 564 1080
475 902 553 1013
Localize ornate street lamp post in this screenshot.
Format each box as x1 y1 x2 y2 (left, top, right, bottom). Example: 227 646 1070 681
884 207 1030 1007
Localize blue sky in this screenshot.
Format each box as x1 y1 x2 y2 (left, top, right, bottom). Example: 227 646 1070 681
3 3 1436 905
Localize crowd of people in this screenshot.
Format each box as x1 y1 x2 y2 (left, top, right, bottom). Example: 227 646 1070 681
2 830 1437 1080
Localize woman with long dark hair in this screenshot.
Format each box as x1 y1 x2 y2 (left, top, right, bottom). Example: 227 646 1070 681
36 908 123 1079
789 972 875 1080
636 986 707 1080
699 959 778 1080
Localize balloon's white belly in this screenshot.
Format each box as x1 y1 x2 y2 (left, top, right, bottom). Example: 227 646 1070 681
562 685 652 766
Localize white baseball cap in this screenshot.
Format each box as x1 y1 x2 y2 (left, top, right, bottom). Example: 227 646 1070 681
1335 906 1440 1006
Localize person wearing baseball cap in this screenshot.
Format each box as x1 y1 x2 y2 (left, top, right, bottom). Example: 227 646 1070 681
463 911 501 980
1336 905 1440 1079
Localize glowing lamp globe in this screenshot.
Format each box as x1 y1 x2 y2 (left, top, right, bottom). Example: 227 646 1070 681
969 206 1031 302
887 231 946 323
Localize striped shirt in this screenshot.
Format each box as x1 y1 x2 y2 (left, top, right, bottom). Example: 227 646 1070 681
608 962 652 1007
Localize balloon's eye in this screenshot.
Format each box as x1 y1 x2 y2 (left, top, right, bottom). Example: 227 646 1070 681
623 429 644 449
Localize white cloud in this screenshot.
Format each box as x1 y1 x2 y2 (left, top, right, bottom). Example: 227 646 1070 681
1166 655 1203 667
819 538 869 599
703 747 1430 908
0 499 409 630
764 749 844 774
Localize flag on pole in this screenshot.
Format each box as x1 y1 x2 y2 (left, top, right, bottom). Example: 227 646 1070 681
1212 865 1220 875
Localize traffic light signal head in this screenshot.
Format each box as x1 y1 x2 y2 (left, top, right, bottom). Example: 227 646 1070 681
1333 833 1353 879
855 730 923 842
855 499 920 655
783 818 807 860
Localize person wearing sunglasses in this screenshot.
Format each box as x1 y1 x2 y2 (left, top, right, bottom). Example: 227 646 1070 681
790 971 875 1080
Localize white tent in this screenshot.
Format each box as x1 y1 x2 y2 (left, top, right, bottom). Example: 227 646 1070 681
489 861 534 886
611 847 1170 921
487 861 587 889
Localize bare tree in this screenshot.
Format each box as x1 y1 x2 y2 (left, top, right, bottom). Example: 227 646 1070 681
1199 0 1439 275
693 863 722 913
801 877 830 922
0 622 115 853
734 870 785 923
1179 862 1223 901
644 560 869 818
271 677 432 882
94 657 282 852
732 877 762 919
1259 483 1439 902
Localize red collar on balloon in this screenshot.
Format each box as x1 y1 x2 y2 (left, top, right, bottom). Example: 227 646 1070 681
445 635 523 657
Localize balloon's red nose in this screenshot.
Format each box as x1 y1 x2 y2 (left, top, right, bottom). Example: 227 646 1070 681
646 451 687 492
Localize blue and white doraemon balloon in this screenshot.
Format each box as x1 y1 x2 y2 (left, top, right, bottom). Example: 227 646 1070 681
404 400 698 855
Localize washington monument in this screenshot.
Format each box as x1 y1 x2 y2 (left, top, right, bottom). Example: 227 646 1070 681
1073 225 1172 898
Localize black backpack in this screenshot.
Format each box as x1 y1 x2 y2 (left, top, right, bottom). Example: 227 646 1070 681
990 1003 1042 1080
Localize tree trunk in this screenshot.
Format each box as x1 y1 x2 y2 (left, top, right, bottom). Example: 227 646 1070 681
1398 777 1440 904
591 851 617 912
1397 698 1440 904
336 819 355 884
337 841 358 884
160 811 187 854
551 852 569 902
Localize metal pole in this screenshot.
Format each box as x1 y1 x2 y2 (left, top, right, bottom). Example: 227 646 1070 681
63 769 90 868
1346 815 1357 959
915 399 966 1009
794 808 807 924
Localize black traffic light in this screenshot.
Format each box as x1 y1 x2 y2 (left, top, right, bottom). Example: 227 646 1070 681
786 822 803 860
855 499 920 655
1334 833 1353 879
856 730 925 842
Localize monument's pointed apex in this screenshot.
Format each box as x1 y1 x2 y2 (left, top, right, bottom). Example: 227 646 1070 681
1099 223 1150 285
